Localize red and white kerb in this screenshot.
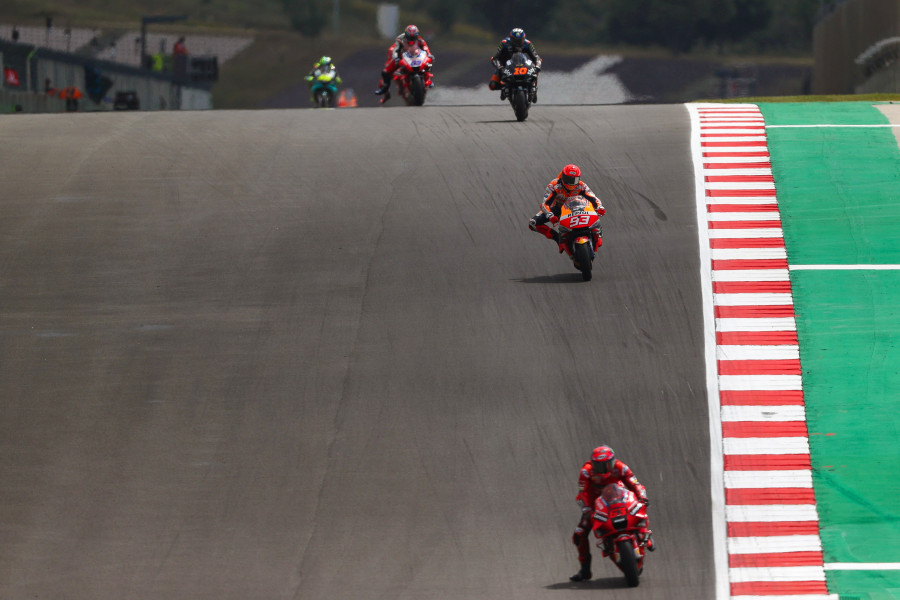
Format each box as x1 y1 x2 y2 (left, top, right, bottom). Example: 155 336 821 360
688 103 836 600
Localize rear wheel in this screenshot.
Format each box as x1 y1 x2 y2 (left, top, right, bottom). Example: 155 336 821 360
513 89 529 121
617 539 640 587
574 243 592 281
410 75 426 106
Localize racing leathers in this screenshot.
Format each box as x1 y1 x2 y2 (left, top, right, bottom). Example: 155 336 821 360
489 37 542 100
571 459 648 580
528 178 605 252
304 62 342 104
375 34 433 100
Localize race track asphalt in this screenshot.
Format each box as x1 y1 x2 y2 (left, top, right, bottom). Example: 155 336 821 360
0 104 713 599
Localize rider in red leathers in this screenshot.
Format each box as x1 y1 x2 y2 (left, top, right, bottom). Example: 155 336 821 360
529 164 605 253
374 24 434 103
569 445 653 582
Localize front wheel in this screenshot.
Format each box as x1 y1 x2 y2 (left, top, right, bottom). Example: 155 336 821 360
512 88 529 121
617 539 640 587
573 242 592 281
316 91 332 108
410 74 426 106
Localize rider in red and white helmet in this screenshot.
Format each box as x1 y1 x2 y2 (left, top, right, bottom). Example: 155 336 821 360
569 445 652 582
529 164 606 252
374 24 434 102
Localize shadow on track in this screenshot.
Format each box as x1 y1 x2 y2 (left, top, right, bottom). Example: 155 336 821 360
545 576 635 591
512 274 590 284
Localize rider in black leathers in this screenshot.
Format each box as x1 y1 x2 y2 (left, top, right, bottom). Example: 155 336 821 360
489 28 542 102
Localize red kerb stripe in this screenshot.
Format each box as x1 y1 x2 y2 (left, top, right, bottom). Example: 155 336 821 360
717 359 801 375
706 174 774 183
708 220 782 229
707 188 777 198
723 421 809 438
702 141 768 147
720 391 805 406
712 258 788 270
715 305 795 318
713 282 793 295
729 551 824 568
731 581 828 596
704 160 772 167
710 238 785 249
724 454 811 470
728 521 820 537
708 204 779 212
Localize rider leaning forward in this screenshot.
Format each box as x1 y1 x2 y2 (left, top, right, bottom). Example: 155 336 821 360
529 164 606 253
569 445 654 582
374 24 434 103
489 28 542 102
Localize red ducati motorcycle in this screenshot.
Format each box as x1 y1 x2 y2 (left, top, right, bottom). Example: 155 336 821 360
592 483 651 587
393 46 434 106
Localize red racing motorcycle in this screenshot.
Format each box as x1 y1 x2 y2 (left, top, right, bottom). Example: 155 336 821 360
591 483 651 587
552 195 603 281
393 46 434 106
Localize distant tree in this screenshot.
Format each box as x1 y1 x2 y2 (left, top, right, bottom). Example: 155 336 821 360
544 0 609 44
698 0 773 51
606 0 703 53
283 0 328 36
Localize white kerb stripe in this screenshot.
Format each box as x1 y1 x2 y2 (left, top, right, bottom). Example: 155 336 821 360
716 317 796 331
701 146 771 153
728 535 823 555
717 345 799 360
726 504 819 522
712 248 787 260
707 211 781 221
719 375 803 391
724 470 813 488
703 156 771 163
708 228 784 239
707 196 780 206
701 136 769 143
701 128 766 134
724 436 809 454
706 182 776 191
712 270 790 282
713 293 794 306
721 405 807 422
704 168 773 176
730 566 826 583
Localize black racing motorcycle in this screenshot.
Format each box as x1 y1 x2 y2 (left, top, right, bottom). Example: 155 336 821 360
500 52 539 122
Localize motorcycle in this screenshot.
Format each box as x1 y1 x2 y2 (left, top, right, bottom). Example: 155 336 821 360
592 484 650 587
393 47 434 106
499 52 538 121
551 195 603 281
310 68 340 108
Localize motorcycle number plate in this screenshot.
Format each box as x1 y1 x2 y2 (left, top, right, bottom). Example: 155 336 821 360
563 214 595 228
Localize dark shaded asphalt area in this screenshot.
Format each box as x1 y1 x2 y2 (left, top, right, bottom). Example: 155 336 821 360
0 105 714 599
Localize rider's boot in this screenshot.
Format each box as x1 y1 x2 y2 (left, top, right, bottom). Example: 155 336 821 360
569 557 592 582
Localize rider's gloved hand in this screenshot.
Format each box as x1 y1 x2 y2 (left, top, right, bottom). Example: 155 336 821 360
640 496 650 507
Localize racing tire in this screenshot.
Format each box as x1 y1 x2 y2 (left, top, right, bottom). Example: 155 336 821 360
513 88 529 122
617 540 640 587
316 91 333 108
410 75 426 106
574 242 592 281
